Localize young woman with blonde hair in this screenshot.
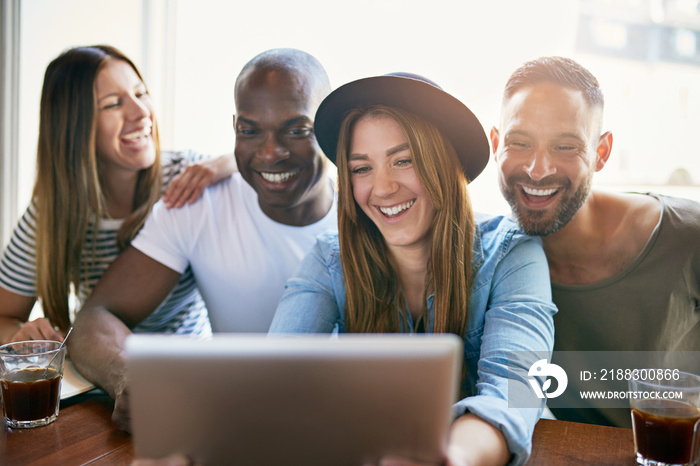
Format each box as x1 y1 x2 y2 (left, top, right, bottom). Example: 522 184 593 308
270 73 556 465
0 45 234 344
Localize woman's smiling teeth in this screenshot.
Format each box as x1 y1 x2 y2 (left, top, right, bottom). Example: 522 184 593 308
260 168 301 184
379 200 414 217
522 186 558 197
122 123 152 141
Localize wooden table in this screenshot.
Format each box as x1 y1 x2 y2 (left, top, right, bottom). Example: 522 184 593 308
1 391 133 465
529 417 634 465
2 392 635 465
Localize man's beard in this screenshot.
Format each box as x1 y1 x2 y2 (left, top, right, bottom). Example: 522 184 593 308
500 173 593 236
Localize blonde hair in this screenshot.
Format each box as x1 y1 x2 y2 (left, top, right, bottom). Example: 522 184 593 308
33 45 162 331
336 106 474 337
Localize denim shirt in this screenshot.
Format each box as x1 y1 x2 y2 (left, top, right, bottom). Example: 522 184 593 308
269 214 556 465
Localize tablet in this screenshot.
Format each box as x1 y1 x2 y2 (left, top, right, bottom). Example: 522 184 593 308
126 333 462 466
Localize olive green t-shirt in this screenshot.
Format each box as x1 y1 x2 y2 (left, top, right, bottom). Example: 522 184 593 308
549 193 700 428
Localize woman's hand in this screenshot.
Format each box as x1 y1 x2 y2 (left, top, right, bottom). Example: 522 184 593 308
372 451 470 466
375 414 508 466
131 454 194 466
163 153 236 209
162 163 215 209
7 317 64 343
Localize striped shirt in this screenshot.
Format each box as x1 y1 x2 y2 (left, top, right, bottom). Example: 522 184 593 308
0 150 212 336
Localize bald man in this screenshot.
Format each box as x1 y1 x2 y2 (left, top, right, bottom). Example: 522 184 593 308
70 49 338 431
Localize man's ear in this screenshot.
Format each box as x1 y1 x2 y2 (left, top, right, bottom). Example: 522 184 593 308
595 131 613 171
490 127 500 159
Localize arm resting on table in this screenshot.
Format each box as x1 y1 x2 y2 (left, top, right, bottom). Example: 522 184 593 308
69 246 181 431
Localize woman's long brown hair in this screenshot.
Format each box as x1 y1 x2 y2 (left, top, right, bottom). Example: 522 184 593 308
336 106 474 338
33 45 162 331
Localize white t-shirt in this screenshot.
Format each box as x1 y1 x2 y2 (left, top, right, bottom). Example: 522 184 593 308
131 172 338 333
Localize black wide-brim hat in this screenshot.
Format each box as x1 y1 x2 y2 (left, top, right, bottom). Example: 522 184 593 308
314 72 489 182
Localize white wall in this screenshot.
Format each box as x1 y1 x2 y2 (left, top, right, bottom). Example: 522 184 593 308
10 0 700 226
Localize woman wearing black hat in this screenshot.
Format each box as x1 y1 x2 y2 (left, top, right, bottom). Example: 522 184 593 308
270 74 556 465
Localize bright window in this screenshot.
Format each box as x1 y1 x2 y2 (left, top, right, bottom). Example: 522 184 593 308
7 0 700 239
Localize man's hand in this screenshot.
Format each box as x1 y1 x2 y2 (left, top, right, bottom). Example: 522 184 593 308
112 378 132 433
